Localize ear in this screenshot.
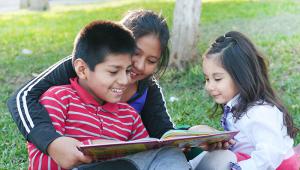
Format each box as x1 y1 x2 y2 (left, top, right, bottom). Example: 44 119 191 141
73 58 88 80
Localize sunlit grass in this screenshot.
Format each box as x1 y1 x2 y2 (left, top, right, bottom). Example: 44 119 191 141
1 0 300 169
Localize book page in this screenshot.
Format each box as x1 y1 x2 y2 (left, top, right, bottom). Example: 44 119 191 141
160 131 238 148
130 137 159 142
78 130 239 160
161 130 214 140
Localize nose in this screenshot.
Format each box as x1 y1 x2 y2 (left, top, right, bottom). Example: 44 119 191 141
117 71 129 86
133 57 145 72
205 81 215 92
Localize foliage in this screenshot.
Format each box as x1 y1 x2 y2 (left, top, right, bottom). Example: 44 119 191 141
0 0 299 169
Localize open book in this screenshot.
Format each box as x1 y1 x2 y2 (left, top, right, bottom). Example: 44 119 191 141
78 129 239 160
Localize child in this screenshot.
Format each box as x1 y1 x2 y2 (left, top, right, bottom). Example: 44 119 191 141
27 20 190 170
195 31 299 170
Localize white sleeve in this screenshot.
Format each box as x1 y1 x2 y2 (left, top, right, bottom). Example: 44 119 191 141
236 105 293 170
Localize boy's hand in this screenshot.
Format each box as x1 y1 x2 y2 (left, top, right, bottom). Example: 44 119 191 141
47 136 93 169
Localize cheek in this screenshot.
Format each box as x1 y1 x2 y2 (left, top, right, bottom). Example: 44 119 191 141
132 55 139 62
226 83 238 99
145 63 157 74
132 55 142 65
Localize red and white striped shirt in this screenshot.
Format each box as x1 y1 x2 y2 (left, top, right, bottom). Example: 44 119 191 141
28 77 149 170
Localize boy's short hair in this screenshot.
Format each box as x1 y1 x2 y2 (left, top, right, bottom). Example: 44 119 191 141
72 20 136 71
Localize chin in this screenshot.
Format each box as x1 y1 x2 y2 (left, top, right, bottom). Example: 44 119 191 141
214 99 226 105
107 98 121 103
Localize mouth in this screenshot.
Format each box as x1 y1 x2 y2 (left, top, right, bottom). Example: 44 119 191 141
130 70 140 79
211 94 221 98
111 88 125 96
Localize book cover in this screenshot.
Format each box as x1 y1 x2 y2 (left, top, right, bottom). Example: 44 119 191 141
78 130 239 160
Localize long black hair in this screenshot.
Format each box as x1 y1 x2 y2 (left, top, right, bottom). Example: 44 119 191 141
204 31 298 138
121 9 170 78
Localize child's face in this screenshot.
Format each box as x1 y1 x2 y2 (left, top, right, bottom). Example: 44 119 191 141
130 34 161 82
77 54 132 104
202 56 239 104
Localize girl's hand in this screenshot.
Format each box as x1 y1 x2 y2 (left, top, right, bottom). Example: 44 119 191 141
199 139 236 151
47 136 93 169
188 125 236 151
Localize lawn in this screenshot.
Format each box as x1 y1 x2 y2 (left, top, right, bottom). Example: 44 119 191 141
1 0 300 169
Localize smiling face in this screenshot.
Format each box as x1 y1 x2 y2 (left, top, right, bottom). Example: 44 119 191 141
130 34 161 82
202 55 239 104
75 53 132 104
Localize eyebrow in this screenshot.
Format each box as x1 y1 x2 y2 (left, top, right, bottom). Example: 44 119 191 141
212 73 225 76
107 64 132 69
148 56 159 61
136 47 159 59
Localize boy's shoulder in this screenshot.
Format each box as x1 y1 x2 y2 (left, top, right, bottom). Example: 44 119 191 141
43 84 75 98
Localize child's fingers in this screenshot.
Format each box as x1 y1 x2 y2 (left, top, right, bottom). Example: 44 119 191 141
198 143 210 151
181 146 191 153
217 142 222 149
77 153 93 164
228 139 236 145
222 142 230 149
75 142 93 164
207 143 217 151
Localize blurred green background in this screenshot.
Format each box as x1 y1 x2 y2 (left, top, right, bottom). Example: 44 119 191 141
0 0 299 169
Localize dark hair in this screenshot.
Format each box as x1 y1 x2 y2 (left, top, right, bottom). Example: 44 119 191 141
72 20 136 71
121 10 170 78
204 31 298 138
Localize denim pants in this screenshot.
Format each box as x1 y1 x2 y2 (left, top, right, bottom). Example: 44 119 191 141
74 146 191 170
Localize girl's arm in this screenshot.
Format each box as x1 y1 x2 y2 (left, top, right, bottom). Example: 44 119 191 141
236 105 294 169
140 79 175 138
6 56 76 153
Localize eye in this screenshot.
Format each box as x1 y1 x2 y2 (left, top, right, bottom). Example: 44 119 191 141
204 78 209 83
134 50 142 57
147 59 157 64
109 70 118 75
215 78 222 81
126 68 132 75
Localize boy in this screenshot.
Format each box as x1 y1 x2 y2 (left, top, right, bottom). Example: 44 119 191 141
28 20 146 169
28 20 189 170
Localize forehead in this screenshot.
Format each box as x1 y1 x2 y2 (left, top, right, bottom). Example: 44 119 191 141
202 56 227 75
101 53 131 66
136 34 161 58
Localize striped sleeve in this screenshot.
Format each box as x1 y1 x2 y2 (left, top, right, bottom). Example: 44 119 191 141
28 87 69 169
27 142 63 170
39 87 69 135
129 113 149 140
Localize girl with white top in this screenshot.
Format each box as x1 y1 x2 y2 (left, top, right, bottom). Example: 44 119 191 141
195 31 299 170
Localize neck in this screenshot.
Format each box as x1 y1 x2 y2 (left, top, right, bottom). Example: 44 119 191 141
78 78 104 105
121 82 138 102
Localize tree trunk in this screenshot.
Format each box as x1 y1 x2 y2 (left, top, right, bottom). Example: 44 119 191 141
29 0 49 11
20 0 29 9
169 0 202 70
20 0 49 11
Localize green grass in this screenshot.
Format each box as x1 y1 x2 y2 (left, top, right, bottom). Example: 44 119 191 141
1 0 300 169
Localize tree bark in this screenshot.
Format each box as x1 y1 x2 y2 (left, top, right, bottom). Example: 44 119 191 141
169 0 202 70
29 0 49 11
20 0 29 9
20 0 49 11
